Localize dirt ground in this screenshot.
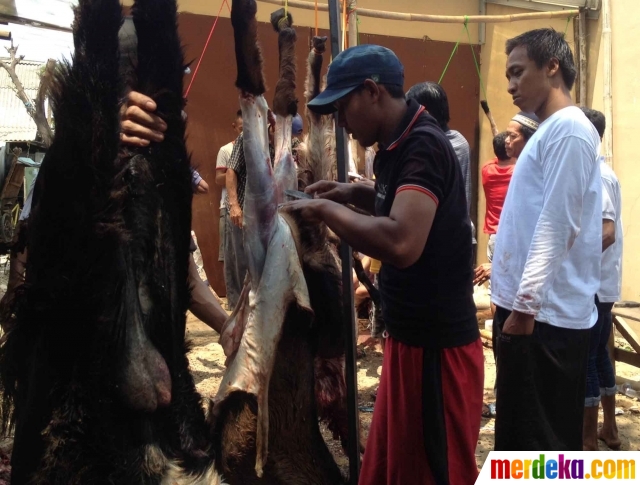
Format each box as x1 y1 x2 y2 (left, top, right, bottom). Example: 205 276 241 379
0 257 638 476
186 297 640 474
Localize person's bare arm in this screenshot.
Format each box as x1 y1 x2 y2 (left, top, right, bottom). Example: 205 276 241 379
305 180 376 215
602 219 615 252
226 169 242 228
196 179 209 194
216 169 227 187
284 190 435 269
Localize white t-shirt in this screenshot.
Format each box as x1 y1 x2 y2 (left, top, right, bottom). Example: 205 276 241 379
491 106 602 330
599 158 623 303
216 141 234 210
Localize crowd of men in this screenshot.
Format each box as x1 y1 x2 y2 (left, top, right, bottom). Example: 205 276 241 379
121 26 624 485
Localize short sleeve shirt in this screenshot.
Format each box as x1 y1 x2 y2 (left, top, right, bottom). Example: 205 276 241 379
373 99 478 349
225 132 275 209
216 141 234 209
481 158 514 234
599 159 623 302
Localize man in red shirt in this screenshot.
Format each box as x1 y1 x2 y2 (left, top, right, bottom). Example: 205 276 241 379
483 132 515 261
474 132 514 287
475 112 538 286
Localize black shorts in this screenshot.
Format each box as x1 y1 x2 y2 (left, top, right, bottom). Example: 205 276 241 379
493 306 590 451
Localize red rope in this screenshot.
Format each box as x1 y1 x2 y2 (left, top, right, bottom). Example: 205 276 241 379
184 0 229 98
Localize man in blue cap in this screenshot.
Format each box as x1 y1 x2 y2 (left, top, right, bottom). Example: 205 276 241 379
285 44 483 485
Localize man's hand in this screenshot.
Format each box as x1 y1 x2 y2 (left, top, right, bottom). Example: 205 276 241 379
502 310 535 336
474 263 492 286
229 203 243 228
305 181 353 204
195 179 209 195
120 91 167 147
280 198 327 224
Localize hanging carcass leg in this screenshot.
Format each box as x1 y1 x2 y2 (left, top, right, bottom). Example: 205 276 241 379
270 9 298 200
297 36 335 188
215 0 313 479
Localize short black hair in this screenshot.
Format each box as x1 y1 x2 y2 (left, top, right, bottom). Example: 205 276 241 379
380 83 406 100
236 109 242 119
580 107 606 138
355 82 404 100
506 28 577 90
516 123 536 142
405 81 450 131
493 132 510 161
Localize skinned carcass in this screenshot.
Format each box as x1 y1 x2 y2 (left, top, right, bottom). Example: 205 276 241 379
270 9 298 200
212 1 346 483
0 0 223 483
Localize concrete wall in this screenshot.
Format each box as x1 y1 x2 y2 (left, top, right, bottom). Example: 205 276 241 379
476 3 576 265
479 2 640 302
121 0 640 301
606 0 640 301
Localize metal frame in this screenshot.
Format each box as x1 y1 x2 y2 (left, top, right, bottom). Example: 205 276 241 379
328 0 361 483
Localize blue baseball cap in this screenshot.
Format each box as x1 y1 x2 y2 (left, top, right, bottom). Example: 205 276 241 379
292 113 303 135
307 44 404 115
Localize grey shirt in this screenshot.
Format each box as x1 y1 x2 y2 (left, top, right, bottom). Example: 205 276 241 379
446 130 476 244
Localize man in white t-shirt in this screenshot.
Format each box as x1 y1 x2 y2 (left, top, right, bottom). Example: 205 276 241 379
215 110 243 264
580 107 623 451
491 28 602 451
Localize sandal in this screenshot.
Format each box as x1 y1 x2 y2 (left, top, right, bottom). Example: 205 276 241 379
482 402 496 418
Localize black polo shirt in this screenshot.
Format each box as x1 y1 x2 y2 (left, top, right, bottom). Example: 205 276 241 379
374 99 478 349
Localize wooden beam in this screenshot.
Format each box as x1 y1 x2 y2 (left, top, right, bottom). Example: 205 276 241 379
614 348 640 369
259 0 578 24
613 316 640 355
347 0 357 48
612 306 640 323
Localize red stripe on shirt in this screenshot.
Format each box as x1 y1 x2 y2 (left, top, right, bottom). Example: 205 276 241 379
396 184 439 206
386 106 426 151
215 167 227 171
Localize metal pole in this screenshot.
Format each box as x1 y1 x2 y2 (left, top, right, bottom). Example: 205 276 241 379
328 0 360 483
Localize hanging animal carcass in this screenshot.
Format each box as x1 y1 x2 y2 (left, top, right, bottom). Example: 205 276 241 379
0 0 223 483
210 1 349 484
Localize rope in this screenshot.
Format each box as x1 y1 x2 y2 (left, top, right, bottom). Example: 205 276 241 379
465 20 488 101
564 15 571 36
439 17 488 102
315 0 318 36
438 22 466 84
184 0 228 98
285 0 288 17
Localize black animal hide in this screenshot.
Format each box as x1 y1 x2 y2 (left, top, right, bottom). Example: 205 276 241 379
0 0 215 483
232 0 266 95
